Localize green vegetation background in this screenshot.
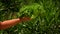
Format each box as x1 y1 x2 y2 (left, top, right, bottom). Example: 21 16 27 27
0 0 60 34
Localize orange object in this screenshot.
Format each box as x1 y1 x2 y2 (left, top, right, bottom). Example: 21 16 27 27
0 17 31 30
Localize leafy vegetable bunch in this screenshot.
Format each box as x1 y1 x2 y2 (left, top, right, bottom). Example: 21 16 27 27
17 3 45 19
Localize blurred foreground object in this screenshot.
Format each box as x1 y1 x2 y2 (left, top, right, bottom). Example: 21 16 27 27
0 17 31 30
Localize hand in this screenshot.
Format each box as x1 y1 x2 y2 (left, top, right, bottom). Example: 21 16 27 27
20 17 31 22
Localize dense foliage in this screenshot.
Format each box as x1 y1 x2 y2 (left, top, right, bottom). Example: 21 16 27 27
0 0 60 34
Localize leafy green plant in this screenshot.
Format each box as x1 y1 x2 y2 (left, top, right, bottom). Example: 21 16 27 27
17 3 45 19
